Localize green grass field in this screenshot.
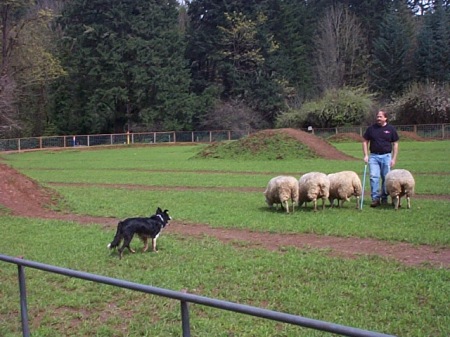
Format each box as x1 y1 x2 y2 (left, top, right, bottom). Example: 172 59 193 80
0 140 449 336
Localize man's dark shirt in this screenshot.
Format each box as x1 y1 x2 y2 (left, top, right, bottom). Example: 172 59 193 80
363 124 399 154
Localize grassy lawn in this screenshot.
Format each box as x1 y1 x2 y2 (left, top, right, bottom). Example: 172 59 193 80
0 140 449 336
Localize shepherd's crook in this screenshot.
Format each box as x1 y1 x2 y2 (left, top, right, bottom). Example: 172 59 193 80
360 164 367 210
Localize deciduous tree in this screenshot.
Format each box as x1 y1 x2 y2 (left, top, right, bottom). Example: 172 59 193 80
314 4 368 92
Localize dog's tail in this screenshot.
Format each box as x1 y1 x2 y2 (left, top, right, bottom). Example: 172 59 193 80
107 221 124 249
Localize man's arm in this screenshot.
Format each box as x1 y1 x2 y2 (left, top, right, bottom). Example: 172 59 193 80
391 141 398 167
362 140 369 164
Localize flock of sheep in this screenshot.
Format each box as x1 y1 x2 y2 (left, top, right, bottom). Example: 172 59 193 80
263 169 415 212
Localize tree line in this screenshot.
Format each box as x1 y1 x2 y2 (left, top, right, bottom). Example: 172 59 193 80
1 0 449 138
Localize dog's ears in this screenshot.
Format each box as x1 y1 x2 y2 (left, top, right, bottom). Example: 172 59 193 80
163 209 169 214
156 207 162 213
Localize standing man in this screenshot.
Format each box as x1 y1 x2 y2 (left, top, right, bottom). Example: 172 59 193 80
362 110 399 207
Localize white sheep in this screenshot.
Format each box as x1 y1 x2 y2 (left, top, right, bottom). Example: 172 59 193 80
263 175 299 213
298 172 330 211
385 169 415 210
327 171 362 209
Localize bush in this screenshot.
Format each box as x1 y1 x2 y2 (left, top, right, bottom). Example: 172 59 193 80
387 82 450 124
275 87 373 128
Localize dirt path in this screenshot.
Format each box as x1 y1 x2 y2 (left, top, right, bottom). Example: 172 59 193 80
1 161 449 268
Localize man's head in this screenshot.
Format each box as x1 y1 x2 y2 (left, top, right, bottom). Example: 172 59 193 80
376 110 388 126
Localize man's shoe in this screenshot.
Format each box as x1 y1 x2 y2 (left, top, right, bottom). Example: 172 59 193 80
381 199 388 205
370 200 380 208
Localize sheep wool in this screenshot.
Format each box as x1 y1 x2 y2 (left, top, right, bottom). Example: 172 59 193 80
298 172 330 211
327 171 362 209
263 175 299 213
385 169 415 210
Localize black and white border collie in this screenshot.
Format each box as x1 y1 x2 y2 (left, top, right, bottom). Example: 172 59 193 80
107 207 172 259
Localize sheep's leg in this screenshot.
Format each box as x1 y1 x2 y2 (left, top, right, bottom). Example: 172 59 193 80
355 196 360 209
284 200 290 213
406 196 411 209
394 196 399 210
313 200 317 212
329 198 334 208
321 198 326 210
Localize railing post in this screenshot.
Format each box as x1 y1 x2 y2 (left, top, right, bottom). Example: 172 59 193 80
18 265 30 337
181 300 191 337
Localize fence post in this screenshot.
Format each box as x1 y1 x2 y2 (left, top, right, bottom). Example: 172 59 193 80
181 300 191 337
18 265 30 337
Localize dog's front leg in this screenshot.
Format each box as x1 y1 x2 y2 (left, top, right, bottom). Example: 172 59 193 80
143 238 149 252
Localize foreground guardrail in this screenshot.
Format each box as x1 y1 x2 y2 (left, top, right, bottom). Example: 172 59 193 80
0 254 396 337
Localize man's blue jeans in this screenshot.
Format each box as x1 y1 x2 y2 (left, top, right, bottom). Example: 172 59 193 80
368 153 391 201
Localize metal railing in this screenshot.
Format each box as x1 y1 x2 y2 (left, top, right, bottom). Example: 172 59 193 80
310 124 450 139
0 124 448 153
0 130 248 152
0 254 395 337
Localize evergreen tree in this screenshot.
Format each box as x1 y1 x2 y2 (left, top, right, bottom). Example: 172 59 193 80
415 0 450 82
186 0 285 126
267 0 316 104
53 0 194 134
370 3 415 98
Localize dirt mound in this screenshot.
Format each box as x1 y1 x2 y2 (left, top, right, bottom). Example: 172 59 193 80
399 131 427 141
328 132 364 142
0 163 59 217
0 161 449 267
258 128 357 161
196 129 316 160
